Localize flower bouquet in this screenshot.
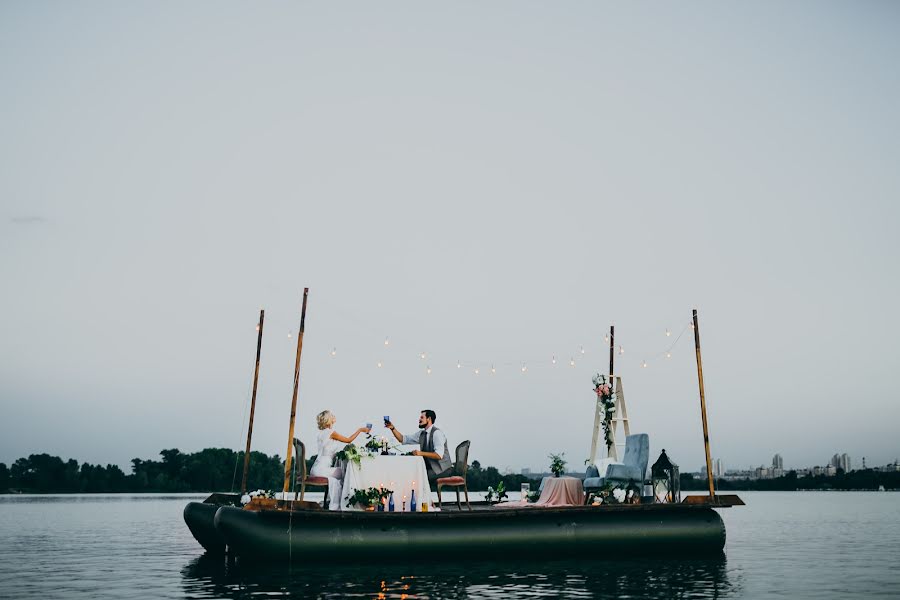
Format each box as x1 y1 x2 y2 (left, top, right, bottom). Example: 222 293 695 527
592 373 616 451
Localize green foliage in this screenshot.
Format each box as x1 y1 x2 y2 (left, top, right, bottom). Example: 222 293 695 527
346 486 393 509
3 449 284 494
485 481 507 503
0 463 9 493
549 453 567 476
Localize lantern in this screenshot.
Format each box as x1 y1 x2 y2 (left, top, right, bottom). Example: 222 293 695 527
651 449 680 504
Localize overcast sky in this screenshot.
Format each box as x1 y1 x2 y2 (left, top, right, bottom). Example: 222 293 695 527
2 2 898 476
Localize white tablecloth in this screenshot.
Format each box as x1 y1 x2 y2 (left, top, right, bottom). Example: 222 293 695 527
340 455 433 511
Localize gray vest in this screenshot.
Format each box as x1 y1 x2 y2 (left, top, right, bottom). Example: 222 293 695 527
420 427 452 476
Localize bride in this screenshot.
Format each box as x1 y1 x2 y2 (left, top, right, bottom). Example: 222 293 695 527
311 410 370 510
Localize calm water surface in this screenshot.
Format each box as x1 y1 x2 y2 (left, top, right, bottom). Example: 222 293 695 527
1 492 898 598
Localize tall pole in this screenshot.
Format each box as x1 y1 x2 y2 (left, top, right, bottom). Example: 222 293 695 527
692 309 716 498
240 309 265 495
608 325 615 379
283 288 309 495
589 325 615 465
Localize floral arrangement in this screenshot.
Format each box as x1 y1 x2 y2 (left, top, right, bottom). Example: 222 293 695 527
548 453 567 477
363 437 382 453
345 486 393 509
484 481 508 503
592 373 616 451
240 489 276 505
588 482 641 506
334 443 364 468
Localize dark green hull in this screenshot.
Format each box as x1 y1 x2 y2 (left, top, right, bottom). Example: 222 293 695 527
183 494 240 555
213 504 726 562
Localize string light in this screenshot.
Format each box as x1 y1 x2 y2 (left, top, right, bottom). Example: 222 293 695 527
641 360 648 368
420 352 426 360
581 345 586 355
666 329 671 337
474 368 479 375
384 337 390 346
377 360 383 368
551 355 557 365
426 366 432 375
457 360 461 369
330 347 337 357
287 332 292 339
521 363 527 373
491 365 496 374
570 357 576 367
604 334 609 343
255 325 260 332
618 345 624 355
666 351 671 359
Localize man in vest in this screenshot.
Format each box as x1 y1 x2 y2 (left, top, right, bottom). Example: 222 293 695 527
386 409 453 482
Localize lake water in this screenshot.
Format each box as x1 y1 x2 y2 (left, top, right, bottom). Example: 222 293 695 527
0 491 898 598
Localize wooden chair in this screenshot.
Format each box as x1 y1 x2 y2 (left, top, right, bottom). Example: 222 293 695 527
292 438 329 506
436 440 471 511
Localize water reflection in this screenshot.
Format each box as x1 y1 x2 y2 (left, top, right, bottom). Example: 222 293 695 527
182 553 735 599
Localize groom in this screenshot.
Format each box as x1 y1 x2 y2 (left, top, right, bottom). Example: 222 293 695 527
386 409 453 482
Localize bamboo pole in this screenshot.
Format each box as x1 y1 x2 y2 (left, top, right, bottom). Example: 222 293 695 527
692 309 716 498
282 288 309 495
589 325 614 465
240 309 265 495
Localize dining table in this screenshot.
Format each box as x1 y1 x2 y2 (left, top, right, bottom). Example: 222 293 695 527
535 475 584 507
340 454 433 511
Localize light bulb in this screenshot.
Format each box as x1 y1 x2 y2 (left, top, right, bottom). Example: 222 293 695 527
426 366 432 375
604 334 609 343
551 355 557 365
665 329 671 337
331 347 337 356
618 345 624 355
666 352 671 359
287 332 292 339
641 360 648 368
570 358 575 367
521 364 527 373
457 361 461 369
377 360 383 368
474 368 479 375
384 337 390 346
581 345 586 354
491 365 496 374
255 325 260 332
420 352 426 360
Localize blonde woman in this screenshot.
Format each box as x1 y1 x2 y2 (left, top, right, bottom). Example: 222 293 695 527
310 410 370 510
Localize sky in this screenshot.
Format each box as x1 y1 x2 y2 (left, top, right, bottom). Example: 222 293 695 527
1 2 899 476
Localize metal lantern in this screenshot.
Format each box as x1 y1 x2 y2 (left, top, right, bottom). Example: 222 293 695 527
651 449 680 504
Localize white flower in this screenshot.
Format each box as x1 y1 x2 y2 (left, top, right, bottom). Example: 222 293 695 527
612 488 626 502
240 494 251 505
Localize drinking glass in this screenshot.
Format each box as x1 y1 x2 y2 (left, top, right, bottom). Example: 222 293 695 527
365 422 373 430
520 482 531 501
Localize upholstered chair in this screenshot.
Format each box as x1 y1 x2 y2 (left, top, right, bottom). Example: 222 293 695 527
436 440 471 510
292 438 329 506
582 433 650 503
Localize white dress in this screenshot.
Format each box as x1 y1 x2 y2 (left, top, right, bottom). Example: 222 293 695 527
310 428 344 510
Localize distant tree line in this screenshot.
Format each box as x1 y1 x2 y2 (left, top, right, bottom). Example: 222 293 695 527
680 469 900 492
0 451 541 494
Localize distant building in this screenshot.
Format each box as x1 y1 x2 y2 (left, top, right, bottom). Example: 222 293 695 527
840 453 851 472
713 459 725 479
824 464 837 477
772 454 783 470
520 468 531 476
